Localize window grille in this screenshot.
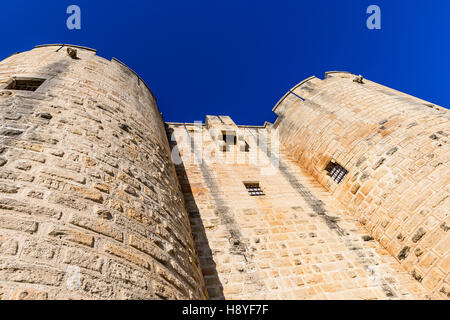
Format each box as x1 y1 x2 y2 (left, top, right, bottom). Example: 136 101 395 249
244 183 264 196
325 161 348 184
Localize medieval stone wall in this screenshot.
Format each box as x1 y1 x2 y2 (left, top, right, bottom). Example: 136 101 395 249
0 45 206 300
274 72 449 299
167 117 430 299
0 45 447 300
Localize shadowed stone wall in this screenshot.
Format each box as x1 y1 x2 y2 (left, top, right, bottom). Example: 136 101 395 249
167 117 430 300
274 72 449 299
0 45 206 300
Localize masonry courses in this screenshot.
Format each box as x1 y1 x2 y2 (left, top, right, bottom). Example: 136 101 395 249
0 45 448 300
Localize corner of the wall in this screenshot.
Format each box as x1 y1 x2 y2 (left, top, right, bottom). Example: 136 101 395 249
264 121 272 128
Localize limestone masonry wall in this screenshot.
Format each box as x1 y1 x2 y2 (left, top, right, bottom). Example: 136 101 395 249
274 72 449 299
0 45 206 299
0 45 448 300
167 117 430 300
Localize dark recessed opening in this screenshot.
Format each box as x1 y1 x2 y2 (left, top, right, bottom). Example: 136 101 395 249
325 161 348 184
222 131 237 144
6 78 46 92
244 182 264 196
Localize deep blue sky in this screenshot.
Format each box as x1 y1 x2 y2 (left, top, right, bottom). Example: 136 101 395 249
1 1 448 125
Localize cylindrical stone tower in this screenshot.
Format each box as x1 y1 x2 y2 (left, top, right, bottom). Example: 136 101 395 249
0 45 206 300
274 71 449 299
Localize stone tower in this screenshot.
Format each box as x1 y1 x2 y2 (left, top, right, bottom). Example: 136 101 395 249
0 45 448 300
167 74 448 300
0 45 206 299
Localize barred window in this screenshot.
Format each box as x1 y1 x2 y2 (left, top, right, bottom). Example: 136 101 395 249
325 161 348 184
244 183 264 196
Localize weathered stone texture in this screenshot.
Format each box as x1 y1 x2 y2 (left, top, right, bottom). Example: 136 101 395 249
0 45 206 300
273 72 449 299
0 45 447 300
167 117 431 300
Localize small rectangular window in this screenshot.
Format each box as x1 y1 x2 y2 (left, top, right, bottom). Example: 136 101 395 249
222 131 236 144
6 78 45 92
325 161 348 184
244 182 264 196
221 130 236 152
